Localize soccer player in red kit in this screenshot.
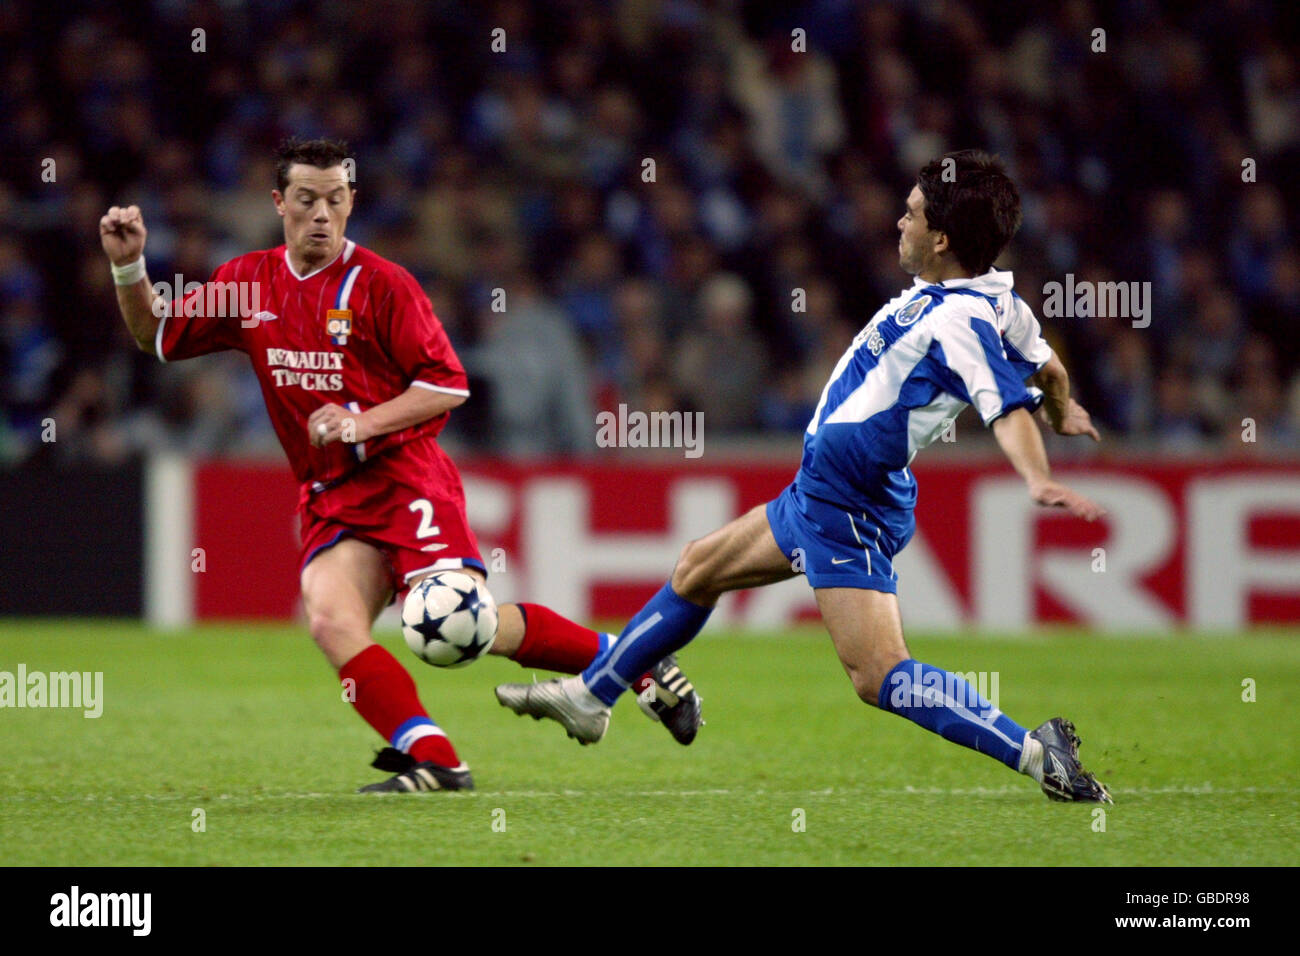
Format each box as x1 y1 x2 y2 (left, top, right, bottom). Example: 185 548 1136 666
99 137 700 792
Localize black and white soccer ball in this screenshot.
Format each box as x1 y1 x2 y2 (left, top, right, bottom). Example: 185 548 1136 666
402 571 498 668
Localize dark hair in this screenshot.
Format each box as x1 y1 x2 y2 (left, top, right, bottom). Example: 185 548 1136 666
916 150 1021 274
274 137 353 193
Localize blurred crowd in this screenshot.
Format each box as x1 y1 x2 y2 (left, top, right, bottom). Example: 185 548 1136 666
2 0 1298 464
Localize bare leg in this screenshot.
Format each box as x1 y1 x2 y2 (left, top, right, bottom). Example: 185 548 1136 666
816 584 1032 774
304 538 463 772
301 538 391 670
814 587 911 706
671 503 798 604
578 504 797 703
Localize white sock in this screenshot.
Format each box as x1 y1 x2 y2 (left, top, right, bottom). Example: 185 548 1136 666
1018 734 1044 783
561 674 607 713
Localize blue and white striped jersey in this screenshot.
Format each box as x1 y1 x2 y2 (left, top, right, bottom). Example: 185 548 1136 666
797 269 1052 512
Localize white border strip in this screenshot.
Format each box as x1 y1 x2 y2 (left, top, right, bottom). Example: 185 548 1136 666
403 557 472 582
337 265 361 310
145 454 194 628
411 380 469 396
345 400 366 462
154 313 169 363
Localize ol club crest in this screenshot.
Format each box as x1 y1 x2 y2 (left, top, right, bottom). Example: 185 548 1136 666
326 308 352 346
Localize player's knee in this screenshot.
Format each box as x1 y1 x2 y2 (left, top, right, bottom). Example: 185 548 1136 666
670 537 715 602
307 604 345 646
306 603 335 641
853 654 907 708
305 602 368 665
490 602 524 657
849 670 882 706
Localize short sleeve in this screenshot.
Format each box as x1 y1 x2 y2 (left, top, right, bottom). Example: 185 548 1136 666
1001 294 1053 376
156 260 247 362
930 313 1043 426
378 269 469 396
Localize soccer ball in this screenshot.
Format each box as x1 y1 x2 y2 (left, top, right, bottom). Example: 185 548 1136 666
402 571 498 668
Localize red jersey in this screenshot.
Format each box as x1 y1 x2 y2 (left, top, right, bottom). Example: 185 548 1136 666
156 239 469 487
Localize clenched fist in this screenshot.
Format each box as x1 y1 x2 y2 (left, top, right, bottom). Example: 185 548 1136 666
308 403 375 447
99 205 147 265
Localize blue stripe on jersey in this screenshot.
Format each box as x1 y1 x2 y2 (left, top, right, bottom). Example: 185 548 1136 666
921 338 974 406
1003 336 1033 373
809 292 942 434
330 266 362 345
334 266 362 309
967 314 1036 417
1005 288 1049 376
795 282 1041 513
1002 337 1049 381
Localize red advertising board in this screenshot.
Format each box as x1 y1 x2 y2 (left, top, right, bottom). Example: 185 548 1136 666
192 462 301 620
186 459 1300 630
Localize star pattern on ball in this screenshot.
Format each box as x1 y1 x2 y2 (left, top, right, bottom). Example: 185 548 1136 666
404 574 495 667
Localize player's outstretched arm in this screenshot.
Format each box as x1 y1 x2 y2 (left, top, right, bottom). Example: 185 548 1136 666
992 407 1105 521
308 385 467 447
99 205 161 354
1032 352 1099 441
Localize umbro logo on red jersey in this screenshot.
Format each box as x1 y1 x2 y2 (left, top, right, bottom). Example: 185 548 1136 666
241 310 278 328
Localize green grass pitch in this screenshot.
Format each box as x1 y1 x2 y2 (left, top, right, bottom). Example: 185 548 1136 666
1 621 1296 866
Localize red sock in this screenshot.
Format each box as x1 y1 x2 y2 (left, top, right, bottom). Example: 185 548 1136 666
512 604 600 672
513 604 656 688
339 644 461 767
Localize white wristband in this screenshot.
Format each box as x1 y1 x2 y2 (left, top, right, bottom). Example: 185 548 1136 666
111 255 147 286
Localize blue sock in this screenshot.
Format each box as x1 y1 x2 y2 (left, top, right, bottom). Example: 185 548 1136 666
582 583 712 705
876 660 1028 770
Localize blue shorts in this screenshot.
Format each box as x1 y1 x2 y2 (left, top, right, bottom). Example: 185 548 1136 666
765 483 915 592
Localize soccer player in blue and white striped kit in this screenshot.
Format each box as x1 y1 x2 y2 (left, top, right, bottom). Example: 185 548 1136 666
498 151 1112 802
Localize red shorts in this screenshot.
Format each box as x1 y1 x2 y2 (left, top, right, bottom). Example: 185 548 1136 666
297 435 484 600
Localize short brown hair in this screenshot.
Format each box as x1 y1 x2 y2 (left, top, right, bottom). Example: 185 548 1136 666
916 150 1021 274
274 137 352 193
